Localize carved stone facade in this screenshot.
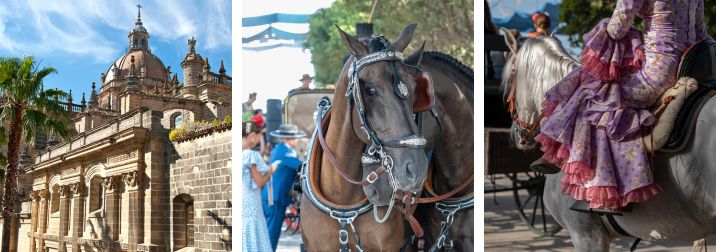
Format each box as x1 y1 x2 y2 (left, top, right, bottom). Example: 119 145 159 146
1 6 232 252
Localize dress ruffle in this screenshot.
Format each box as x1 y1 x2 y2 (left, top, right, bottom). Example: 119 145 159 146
534 18 661 210
560 183 662 209
580 18 645 82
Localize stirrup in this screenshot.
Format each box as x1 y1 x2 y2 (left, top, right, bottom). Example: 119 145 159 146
569 201 623 216
529 158 561 174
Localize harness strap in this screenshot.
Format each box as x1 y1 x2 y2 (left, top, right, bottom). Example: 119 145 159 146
429 197 474 252
316 108 386 186
339 219 350 252
400 174 474 205
396 204 425 237
604 215 641 252
301 98 373 251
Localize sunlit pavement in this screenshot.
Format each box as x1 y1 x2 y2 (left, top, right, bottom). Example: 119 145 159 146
276 222 302 252
485 175 714 251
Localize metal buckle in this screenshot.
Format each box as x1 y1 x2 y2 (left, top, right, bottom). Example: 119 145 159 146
339 229 349 245
366 171 379 184
299 162 308 178
443 239 454 249
329 211 358 222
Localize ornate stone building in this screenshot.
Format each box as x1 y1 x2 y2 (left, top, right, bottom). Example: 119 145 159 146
2 7 233 252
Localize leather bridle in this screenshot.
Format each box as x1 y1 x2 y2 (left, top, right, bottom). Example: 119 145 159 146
506 56 545 144
345 49 428 222
302 46 472 251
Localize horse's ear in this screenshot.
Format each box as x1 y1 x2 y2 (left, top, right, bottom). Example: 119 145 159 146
393 24 417 53
406 40 427 67
501 27 519 54
336 25 369 57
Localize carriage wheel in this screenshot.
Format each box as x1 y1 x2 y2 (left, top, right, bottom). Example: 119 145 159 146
510 172 562 237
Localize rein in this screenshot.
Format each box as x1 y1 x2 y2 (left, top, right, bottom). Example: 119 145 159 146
301 98 372 252
506 56 545 143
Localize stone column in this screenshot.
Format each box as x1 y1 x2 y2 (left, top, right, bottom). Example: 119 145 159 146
123 171 143 252
29 191 40 252
69 183 85 252
101 176 121 243
58 185 71 252
36 190 49 252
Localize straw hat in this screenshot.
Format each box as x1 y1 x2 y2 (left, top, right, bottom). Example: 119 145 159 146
270 124 306 138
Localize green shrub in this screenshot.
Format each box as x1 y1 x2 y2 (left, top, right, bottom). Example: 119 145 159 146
223 115 232 123
169 128 186 141
211 119 221 126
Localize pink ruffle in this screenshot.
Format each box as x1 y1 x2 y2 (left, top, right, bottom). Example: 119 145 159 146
561 183 587 201
584 186 622 209
579 18 645 82
619 183 663 207
561 184 663 210
561 161 594 184
535 133 566 165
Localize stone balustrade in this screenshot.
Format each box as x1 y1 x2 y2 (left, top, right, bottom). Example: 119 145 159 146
31 107 157 166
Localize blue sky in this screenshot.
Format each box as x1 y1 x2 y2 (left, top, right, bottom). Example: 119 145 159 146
0 0 231 102
487 0 561 21
242 0 334 110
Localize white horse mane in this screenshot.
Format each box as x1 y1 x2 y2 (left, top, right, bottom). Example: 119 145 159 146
501 36 580 124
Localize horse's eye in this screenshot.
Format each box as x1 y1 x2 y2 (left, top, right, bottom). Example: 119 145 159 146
367 87 377 96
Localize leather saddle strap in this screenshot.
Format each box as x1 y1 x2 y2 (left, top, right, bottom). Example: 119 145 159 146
316 111 385 186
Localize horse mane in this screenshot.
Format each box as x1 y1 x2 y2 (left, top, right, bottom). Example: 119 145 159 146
500 36 579 109
412 51 474 96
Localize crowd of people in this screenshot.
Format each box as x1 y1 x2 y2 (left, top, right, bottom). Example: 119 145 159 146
241 74 314 251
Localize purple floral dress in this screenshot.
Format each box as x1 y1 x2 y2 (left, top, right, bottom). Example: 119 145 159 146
536 0 707 209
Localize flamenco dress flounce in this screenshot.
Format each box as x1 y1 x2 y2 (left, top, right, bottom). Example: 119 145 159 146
535 19 663 210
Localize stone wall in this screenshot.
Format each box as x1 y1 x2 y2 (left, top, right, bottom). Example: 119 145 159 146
169 126 232 251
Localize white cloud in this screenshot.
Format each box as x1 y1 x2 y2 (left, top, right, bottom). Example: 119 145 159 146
0 0 231 62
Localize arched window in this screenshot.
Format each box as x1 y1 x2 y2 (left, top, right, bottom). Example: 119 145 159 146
171 113 183 129
89 176 104 212
141 38 146 48
173 194 194 249
50 186 60 214
133 37 138 48
174 115 183 128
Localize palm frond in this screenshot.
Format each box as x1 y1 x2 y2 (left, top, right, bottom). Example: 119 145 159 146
21 109 47 143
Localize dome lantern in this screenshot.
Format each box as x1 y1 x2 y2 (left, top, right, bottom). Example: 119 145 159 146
128 4 149 51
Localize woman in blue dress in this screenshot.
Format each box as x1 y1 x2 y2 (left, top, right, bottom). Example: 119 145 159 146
242 121 275 251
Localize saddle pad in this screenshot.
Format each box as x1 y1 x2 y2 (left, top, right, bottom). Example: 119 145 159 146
660 87 716 152
661 39 716 152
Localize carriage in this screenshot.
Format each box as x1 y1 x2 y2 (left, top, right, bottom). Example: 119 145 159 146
283 88 335 160
484 32 562 236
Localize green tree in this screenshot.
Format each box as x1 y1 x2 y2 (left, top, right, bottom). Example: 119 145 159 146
559 0 716 47
305 0 474 87
0 56 68 251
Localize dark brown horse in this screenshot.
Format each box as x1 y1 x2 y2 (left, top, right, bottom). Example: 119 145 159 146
362 50 475 251
410 51 474 251
300 24 432 251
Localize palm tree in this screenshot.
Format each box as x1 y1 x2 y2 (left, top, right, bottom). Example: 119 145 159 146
0 56 68 251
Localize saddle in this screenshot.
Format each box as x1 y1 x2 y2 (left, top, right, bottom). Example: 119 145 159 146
660 39 716 152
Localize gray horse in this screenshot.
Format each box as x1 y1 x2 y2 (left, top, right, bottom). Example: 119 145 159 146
501 32 710 251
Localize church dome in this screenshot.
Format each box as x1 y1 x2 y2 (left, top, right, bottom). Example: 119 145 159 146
102 5 168 87
102 49 168 86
